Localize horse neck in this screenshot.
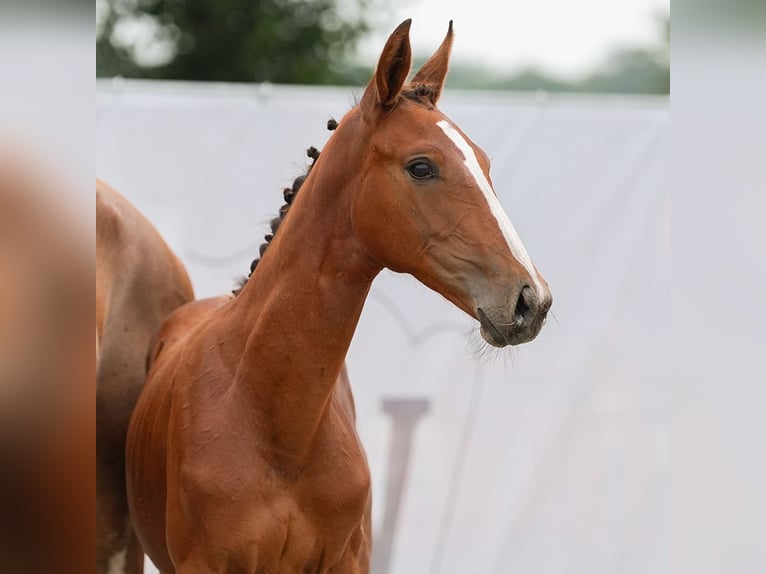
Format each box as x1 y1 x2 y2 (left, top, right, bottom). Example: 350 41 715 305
226 136 380 467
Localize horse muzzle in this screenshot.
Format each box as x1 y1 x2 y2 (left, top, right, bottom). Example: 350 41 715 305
477 286 552 347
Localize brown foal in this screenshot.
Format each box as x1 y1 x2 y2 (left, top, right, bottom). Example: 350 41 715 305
126 20 552 573
97 180 194 574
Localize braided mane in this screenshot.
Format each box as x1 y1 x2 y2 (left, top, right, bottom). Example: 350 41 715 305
401 84 437 109
233 119 338 295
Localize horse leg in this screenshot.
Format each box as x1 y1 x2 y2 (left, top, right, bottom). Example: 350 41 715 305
96 460 133 574
124 526 145 574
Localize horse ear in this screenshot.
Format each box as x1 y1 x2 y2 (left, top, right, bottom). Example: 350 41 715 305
361 19 412 119
410 20 454 104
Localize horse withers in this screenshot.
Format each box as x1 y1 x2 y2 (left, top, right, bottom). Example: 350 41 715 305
97 180 194 574
127 20 552 573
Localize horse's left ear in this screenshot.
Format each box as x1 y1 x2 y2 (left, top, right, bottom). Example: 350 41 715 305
411 20 454 105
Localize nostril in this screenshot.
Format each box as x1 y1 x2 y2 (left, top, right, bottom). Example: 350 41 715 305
514 286 536 324
515 294 529 324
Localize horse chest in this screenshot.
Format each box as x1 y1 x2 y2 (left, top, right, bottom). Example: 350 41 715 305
217 463 370 573
260 423 371 570
298 441 371 528
174 405 371 571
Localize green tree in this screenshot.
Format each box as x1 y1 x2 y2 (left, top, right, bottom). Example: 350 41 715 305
96 0 377 84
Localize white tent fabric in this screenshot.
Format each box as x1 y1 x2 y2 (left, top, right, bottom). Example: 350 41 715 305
97 81 669 574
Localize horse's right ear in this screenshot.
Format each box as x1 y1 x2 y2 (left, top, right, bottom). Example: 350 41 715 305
360 19 412 120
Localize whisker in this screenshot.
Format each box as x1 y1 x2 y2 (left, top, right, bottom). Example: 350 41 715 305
466 325 519 368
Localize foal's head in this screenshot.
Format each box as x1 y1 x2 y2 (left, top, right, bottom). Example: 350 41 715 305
330 20 552 346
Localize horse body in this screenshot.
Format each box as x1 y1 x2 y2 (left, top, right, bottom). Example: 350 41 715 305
97 180 194 574
127 20 551 573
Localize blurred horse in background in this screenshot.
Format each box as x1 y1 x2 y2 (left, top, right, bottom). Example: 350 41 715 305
97 180 194 574
127 20 551 573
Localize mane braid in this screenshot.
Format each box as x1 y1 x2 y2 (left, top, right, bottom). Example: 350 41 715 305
232 145 321 295
401 84 436 108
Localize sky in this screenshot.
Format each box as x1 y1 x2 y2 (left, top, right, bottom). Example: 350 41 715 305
356 0 669 79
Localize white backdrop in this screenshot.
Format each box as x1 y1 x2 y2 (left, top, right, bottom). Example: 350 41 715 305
97 80 669 574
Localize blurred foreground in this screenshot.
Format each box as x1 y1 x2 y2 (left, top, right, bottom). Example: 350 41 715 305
0 4 93 573
0 146 92 573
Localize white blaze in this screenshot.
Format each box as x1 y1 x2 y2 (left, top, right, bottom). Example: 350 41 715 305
436 119 543 295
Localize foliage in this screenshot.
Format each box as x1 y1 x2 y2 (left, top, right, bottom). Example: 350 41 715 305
96 0 376 84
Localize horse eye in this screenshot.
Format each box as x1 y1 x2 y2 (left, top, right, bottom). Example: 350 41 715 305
406 160 434 180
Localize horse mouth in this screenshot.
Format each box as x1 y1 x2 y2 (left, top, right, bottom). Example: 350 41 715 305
477 308 509 347
477 307 544 347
